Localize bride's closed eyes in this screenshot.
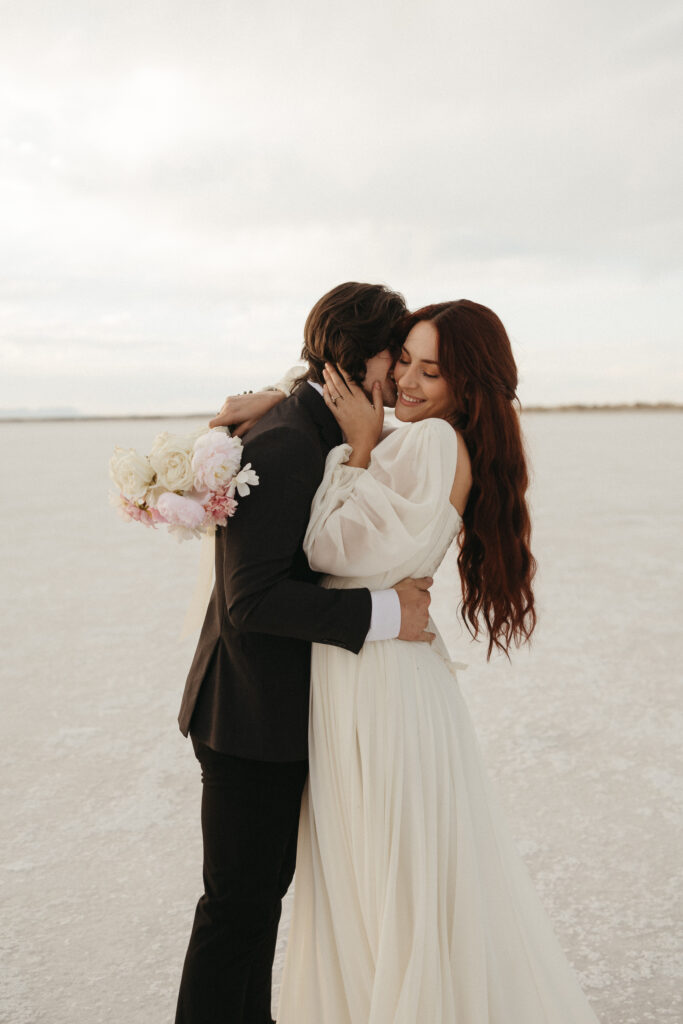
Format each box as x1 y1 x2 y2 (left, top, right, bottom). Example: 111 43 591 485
397 351 439 379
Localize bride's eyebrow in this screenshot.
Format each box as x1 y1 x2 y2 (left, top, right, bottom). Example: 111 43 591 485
403 348 438 366
400 347 439 367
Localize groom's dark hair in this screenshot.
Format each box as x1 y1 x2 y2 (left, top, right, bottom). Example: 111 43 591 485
300 282 407 386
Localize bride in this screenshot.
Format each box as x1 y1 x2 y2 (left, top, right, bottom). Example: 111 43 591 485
225 299 600 1023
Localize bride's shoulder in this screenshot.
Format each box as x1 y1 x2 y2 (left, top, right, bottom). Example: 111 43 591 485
372 418 461 482
403 419 471 511
380 416 458 453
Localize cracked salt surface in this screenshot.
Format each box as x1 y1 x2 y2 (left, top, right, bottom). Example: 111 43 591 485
1 412 681 1023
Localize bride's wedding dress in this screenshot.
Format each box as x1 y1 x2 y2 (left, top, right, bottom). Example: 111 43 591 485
277 418 599 1023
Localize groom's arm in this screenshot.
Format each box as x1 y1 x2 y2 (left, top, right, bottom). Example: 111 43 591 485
222 424 372 654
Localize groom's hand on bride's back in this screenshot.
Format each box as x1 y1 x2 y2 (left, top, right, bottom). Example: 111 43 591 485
394 577 435 643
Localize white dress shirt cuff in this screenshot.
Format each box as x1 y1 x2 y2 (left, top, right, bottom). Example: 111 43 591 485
366 589 401 642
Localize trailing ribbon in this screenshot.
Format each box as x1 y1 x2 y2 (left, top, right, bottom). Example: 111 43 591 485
180 531 216 639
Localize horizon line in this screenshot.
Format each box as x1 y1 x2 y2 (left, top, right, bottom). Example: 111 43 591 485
0 401 682 424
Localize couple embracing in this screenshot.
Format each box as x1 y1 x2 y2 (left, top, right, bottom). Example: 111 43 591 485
175 283 600 1023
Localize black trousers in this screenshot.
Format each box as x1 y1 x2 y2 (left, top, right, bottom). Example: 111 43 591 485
175 738 308 1024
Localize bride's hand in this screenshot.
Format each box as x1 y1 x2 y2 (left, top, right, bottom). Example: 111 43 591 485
322 362 384 468
209 390 285 436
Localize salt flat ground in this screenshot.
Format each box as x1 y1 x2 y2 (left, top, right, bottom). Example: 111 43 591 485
0 411 681 1024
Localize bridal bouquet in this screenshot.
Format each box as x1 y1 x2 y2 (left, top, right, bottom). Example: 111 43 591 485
109 428 259 540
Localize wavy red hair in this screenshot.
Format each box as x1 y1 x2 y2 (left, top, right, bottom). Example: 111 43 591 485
401 300 536 657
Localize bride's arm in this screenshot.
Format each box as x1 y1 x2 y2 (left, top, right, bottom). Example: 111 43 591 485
209 390 283 435
209 365 305 434
304 415 459 579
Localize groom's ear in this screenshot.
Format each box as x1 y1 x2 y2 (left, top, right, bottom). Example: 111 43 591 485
324 362 355 396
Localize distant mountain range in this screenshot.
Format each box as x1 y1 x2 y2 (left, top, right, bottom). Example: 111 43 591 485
523 402 683 412
0 406 83 420
0 402 681 422
0 408 208 422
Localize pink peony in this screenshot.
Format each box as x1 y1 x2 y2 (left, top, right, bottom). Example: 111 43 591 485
110 492 167 528
192 430 243 492
204 489 238 527
156 492 207 530
146 505 168 525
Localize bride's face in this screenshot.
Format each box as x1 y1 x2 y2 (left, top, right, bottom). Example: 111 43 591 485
393 321 457 422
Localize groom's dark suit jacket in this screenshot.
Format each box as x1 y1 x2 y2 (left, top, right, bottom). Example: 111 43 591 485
178 383 372 761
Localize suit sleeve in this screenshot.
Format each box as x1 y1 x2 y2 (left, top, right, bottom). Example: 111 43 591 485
222 424 372 654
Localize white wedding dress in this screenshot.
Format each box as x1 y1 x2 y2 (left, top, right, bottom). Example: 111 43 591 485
277 418 599 1023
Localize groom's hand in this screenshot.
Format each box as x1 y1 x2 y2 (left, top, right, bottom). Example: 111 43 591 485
394 577 435 643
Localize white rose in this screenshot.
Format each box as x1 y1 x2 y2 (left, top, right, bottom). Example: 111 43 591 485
109 446 155 501
149 432 196 493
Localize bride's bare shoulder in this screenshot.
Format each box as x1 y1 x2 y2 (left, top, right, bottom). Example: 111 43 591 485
450 430 472 516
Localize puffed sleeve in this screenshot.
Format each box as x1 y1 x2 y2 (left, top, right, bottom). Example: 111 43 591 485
270 364 307 395
303 417 459 578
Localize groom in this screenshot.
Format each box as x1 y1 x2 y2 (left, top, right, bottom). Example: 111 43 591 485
175 282 434 1024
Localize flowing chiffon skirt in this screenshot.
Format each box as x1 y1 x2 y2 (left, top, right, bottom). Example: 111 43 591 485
277 637 600 1023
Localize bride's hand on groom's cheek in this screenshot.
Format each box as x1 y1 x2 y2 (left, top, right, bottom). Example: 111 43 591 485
322 363 384 452
209 391 285 435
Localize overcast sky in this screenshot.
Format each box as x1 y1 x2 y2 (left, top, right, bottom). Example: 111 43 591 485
1 0 681 413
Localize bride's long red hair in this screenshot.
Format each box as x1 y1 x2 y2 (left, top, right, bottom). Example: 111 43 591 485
402 300 536 658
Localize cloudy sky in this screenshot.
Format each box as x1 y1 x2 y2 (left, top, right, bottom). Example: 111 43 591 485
1 0 681 414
